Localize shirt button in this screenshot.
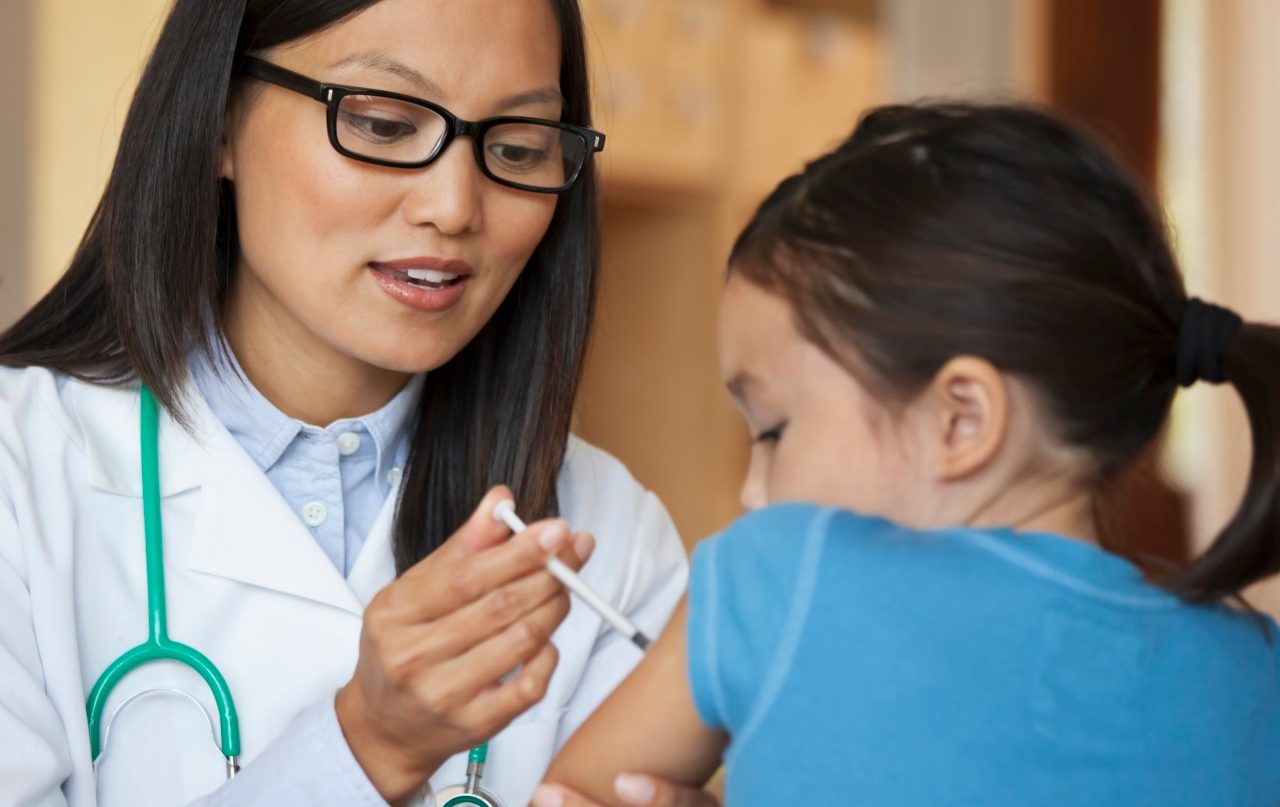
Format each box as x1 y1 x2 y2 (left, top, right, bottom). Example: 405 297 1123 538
301 501 328 527
336 432 361 456
386 467 403 487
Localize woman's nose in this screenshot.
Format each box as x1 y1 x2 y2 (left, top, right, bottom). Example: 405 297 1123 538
400 139 484 235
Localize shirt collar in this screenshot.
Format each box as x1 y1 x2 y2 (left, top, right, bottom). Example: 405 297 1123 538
189 343 423 475
324 374 423 482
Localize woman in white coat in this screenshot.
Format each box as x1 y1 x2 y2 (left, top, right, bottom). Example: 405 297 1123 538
0 1 689 805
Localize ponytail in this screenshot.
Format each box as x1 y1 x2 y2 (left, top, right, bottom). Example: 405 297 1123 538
1174 321 1280 602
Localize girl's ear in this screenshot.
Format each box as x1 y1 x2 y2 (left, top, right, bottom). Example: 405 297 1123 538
924 356 1009 482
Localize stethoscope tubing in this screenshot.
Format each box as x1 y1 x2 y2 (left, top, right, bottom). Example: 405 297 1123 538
85 385 241 771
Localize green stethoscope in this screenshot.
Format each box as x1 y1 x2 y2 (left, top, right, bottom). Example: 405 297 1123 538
84 385 503 804
85 385 241 778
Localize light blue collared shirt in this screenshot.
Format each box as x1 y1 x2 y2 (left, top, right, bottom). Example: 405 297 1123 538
191 346 422 576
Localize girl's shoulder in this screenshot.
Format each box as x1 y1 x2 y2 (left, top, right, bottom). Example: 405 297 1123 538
698 503 903 578
705 503 1280 643
700 504 1174 616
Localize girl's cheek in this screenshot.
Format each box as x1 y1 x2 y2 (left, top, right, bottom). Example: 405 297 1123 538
740 446 772 511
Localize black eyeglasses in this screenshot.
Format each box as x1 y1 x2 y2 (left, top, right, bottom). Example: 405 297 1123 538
239 56 605 194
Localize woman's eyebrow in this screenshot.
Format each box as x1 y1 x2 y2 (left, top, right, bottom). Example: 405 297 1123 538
497 88 565 113
330 52 443 97
330 52 563 113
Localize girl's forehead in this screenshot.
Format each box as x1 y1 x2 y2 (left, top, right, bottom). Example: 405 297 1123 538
718 276 806 385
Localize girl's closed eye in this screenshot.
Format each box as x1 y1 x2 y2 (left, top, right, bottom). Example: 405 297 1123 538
754 423 787 444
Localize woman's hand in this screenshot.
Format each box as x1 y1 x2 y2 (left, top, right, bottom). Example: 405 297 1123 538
335 486 594 805
531 775 722 807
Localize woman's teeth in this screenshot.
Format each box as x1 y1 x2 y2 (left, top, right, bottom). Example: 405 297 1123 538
379 266 464 289
407 268 460 285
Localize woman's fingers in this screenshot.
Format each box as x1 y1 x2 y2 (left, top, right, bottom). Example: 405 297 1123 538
418 486 516 564
455 640 561 737
402 532 595 662
415 586 572 711
613 775 720 807
531 777 721 807
340 484 602 803
397 488 600 622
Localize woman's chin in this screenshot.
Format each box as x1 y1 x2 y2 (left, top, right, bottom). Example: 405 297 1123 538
352 340 469 377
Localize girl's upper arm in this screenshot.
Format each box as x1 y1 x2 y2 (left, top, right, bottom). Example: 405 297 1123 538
556 488 689 745
542 596 728 806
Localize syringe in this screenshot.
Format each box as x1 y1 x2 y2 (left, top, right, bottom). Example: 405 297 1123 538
493 500 652 652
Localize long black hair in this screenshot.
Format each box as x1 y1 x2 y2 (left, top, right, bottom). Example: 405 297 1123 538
0 0 599 572
730 102 1280 604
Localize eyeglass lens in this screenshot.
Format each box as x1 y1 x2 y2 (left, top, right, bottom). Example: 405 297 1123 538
336 94 587 190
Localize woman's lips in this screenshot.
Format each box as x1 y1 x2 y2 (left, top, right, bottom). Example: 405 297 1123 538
369 259 471 312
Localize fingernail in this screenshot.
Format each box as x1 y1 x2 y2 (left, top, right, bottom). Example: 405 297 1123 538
574 533 595 562
531 785 564 807
615 774 655 805
539 523 569 552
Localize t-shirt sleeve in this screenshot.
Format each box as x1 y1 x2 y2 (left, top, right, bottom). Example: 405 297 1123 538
685 503 833 733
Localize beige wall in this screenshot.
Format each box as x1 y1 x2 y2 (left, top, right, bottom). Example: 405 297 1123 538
884 0 1048 102
0 0 32 328
26 0 169 305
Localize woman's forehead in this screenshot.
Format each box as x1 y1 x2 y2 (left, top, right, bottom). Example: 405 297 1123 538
277 0 562 110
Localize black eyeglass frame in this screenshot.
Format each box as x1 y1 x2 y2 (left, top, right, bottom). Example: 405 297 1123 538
238 55 606 194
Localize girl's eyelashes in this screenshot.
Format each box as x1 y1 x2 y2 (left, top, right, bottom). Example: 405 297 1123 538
754 423 787 444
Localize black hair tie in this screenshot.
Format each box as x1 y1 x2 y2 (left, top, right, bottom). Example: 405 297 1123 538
1176 298 1243 387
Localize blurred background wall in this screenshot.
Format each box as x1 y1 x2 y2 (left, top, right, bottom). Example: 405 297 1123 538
2 0 1277 608
0 0 31 327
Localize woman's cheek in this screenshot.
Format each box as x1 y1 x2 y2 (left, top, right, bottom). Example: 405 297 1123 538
493 194 557 263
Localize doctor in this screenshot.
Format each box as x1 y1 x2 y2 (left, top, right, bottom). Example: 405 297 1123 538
0 1 689 805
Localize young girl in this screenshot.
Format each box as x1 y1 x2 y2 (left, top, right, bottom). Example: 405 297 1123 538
534 102 1280 807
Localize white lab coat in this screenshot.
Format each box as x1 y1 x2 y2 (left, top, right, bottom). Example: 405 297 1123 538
0 366 688 806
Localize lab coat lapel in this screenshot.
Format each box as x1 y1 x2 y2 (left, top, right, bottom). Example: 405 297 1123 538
77 380 204 497
346 488 399 605
78 376 370 615
184 409 365 615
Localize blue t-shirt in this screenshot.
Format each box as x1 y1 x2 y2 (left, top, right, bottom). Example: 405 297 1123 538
687 504 1280 806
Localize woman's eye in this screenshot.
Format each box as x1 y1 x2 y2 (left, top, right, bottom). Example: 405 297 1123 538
341 112 416 143
488 143 549 171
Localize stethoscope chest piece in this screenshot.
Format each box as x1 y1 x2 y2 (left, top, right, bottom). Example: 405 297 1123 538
436 785 504 807
435 742 504 807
